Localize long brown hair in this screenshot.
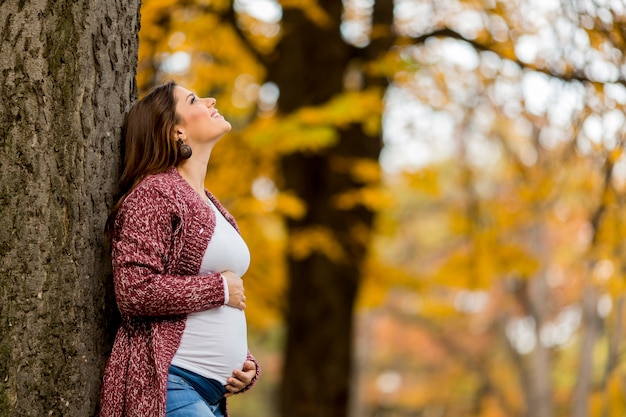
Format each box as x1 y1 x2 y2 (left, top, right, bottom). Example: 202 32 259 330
105 80 181 237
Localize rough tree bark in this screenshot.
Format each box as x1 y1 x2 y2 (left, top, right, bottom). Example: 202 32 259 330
270 2 394 417
0 1 139 415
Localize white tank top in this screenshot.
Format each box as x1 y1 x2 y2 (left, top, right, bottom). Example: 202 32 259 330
171 199 250 385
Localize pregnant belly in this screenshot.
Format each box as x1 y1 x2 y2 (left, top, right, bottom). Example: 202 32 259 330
172 306 248 384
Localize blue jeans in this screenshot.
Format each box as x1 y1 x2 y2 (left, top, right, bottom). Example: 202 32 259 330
166 374 225 417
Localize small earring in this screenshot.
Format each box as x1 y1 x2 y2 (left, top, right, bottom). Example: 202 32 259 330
177 137 192 160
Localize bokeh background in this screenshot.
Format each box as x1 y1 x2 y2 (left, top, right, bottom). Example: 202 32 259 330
137 1 626 416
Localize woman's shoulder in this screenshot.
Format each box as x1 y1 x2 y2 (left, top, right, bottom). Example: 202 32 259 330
139 167 180 190
123 168 184 210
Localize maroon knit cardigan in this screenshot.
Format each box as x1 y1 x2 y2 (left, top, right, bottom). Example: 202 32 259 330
99 167 260 417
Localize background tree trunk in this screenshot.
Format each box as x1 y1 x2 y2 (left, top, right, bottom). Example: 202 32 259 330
271 2 394 416
572 284 599 417
0 1 139 415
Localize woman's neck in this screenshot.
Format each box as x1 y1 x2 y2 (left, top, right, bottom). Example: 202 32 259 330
176 153 212 197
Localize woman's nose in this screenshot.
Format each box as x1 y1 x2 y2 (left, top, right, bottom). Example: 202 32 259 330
203 97 216 107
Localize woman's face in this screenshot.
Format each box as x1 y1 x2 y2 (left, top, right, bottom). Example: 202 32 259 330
173 86 232 145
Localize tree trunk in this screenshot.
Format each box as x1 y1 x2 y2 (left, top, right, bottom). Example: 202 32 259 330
527 274 554 417
0 1 139 415
526 225 554 417
572 284 599 417
271 2 394 416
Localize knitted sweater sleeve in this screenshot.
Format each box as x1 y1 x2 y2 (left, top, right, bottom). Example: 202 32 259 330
112 185 224 317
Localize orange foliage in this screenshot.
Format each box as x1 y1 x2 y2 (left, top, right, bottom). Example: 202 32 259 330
137 1 626 416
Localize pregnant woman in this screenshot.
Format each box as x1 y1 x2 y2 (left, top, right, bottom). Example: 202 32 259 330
99 81 260 417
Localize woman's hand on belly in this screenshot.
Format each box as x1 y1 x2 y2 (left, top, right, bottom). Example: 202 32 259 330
224 360 257 397
223 271 247 310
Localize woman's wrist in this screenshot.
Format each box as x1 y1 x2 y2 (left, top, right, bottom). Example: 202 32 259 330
220 273 230 304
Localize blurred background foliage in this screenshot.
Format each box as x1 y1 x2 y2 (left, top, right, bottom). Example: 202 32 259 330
137 1 626 416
